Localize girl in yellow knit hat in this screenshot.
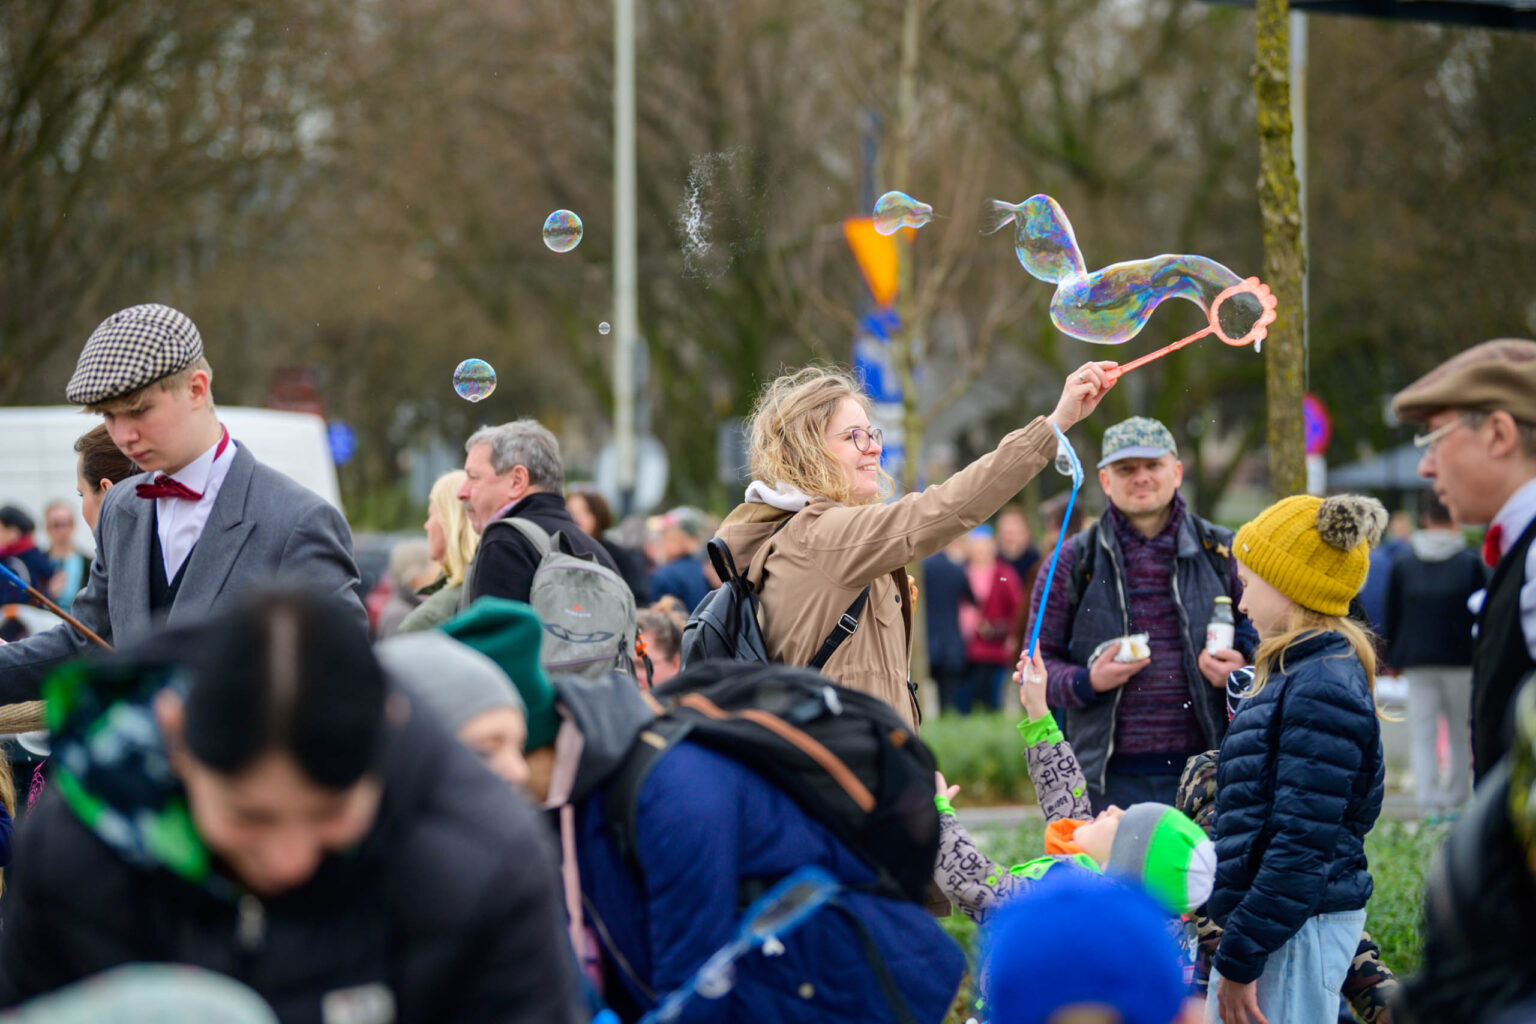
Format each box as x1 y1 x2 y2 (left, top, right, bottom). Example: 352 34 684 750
1205 494 1388 1024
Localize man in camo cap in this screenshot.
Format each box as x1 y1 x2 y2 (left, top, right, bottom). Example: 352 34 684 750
0 304 365 702
1030 416 1258 812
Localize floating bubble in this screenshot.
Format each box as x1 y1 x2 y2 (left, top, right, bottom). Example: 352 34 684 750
987 195 1273 350
598 322 611 335
542 210 583 253
872 190 933 236
452 358 497 402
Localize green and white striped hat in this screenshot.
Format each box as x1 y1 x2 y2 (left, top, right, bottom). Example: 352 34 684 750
1106 802 1216 915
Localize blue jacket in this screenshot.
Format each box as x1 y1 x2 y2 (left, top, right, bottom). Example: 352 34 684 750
576 741 965 1023
1208 631 1384 984
650 555 711 613
921 552 972 674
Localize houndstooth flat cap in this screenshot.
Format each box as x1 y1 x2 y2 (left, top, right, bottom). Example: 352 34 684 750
66 303 205 405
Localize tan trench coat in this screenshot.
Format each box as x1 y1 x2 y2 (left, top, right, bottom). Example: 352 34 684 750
714 417 1058 730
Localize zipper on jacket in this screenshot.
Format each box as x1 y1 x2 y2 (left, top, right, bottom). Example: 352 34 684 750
1099 527 1131 793
1171 547 1221 744
237 893 266 953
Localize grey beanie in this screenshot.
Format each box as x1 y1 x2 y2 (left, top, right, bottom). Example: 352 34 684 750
376 632 526 735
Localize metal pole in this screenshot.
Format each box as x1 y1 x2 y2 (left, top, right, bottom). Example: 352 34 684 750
614 0 638 513
1290 9 1309 391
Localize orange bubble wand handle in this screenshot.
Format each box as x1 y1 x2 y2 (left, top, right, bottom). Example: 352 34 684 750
1103 326 1214 383
1102 277 1278 383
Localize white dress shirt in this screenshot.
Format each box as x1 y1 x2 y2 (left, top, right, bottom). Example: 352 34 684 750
156 429 236 581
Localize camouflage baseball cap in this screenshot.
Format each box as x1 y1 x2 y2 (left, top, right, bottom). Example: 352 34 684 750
1098 416 1178 469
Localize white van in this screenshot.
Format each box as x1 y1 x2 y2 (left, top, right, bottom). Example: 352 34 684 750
0 406 343 552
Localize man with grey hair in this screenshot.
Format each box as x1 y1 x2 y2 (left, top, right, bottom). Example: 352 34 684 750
456 419 616 605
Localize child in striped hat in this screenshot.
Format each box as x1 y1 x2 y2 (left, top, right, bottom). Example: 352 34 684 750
934 651 1215 923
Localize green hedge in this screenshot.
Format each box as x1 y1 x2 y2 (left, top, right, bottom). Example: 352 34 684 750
922 711 1038 806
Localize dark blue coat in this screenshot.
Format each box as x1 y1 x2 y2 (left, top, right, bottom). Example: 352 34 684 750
576 741 965 1023
921 552 972 674
1208 631 1384 984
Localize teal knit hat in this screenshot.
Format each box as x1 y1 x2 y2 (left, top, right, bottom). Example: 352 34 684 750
1105 802 1216 915
440 599 559 751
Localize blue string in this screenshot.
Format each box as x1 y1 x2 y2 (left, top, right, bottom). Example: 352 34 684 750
1024 437 1082 662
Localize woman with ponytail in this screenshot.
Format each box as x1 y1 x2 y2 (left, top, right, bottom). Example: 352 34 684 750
1205 495 1389 1024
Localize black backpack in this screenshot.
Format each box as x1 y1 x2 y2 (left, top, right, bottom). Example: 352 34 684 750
679 527 870 671
602 660 941 905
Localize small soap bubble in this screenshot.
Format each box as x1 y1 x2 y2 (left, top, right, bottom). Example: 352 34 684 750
542 210 583 253
598 321 611 335
453 358 497 403
872 190 933 236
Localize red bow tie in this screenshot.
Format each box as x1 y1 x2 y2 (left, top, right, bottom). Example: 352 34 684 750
136 428 230 502
1483 524 1504 568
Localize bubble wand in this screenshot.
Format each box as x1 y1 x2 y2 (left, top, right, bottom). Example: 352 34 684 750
0 561 113 651
1103 278 1277 382
1022 424 1083 665
639 866 841 1024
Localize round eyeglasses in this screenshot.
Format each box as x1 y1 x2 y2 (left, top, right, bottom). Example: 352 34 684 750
831 426 884 453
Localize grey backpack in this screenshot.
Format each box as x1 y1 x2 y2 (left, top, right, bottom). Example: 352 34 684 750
467 517 638 678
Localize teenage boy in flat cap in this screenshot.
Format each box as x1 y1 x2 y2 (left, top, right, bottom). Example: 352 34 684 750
1393 338 1536 782
0 304 365 702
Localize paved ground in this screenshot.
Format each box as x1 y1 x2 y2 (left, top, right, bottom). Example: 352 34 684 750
956 790 1422 831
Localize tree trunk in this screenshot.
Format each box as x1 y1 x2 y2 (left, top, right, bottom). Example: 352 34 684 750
1254 0 1307 498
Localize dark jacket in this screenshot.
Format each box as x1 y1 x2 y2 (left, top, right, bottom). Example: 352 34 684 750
1398 757 1536 1024
1383 530 1485 670
921 552 972 674
1208 631 1384 984
576 743 965 1023
0 539 53 590
465 492 618 606
649 554 710 613
0 690 583 1024
1041 499 1256 791
1471 516 1536 782
549 674 965 1023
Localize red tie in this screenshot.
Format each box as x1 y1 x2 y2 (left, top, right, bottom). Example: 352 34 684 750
1483 524 1504 568
136 428 230 502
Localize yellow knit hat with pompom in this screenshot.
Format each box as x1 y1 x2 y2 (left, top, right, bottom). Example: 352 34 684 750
1233 494 1388 616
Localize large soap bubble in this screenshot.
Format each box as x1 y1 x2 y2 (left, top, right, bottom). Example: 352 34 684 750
453 358 497 402
872 191 933 236
542 210 584 253
988 195 1275 368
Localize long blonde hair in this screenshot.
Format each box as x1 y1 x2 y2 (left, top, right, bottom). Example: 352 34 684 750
429 470 479 584
1247 607 1387 718
747 366 892 505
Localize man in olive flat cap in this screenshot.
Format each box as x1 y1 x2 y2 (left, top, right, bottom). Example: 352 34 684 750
1393 338 1536 782
0 304 365 702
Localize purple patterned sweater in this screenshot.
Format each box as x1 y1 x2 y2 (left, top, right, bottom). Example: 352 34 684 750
1033 494 1221 765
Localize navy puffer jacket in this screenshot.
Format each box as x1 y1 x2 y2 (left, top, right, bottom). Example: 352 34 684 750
1208 631 1384 984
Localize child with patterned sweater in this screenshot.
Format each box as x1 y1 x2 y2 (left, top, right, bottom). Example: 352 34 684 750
934 649 1214 924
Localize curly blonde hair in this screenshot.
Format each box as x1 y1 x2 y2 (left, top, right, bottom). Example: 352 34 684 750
429 470 479 584
747 366 892 505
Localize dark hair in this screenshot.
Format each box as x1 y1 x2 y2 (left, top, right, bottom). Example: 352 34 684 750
73 425 139 491
569 489 613 533
181 590 385 789
1421 492 1455 526
0 505 33 535
1041 491 1084 534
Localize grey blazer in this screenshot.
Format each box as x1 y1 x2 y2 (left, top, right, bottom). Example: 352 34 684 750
0 444 366 702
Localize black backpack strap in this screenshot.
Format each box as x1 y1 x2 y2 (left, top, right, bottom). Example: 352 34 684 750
603 718 694 884
808 586 872 671
1061 522 1099 640
829 899 921 1024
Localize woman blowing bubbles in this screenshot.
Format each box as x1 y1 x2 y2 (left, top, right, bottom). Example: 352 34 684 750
715 360 1116 728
